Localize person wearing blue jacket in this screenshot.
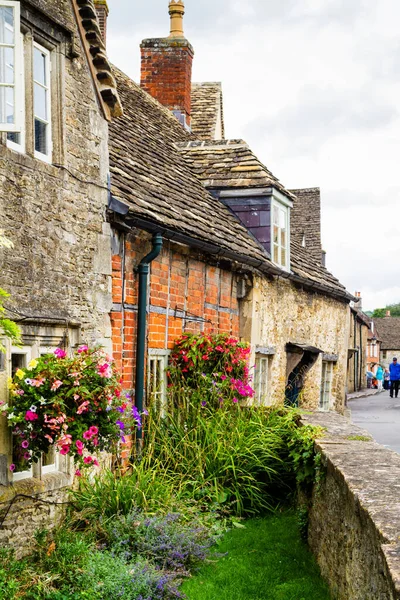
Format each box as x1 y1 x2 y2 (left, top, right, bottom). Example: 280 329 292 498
389 358 400 398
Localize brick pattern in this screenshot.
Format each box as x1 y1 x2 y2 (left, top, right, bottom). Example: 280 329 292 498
140 39 194 126
94 4 108 44
111 232 240 388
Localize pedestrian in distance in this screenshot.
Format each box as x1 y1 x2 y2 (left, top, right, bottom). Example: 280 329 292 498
375 365 384 391
389 357 400 398
384 368 390 391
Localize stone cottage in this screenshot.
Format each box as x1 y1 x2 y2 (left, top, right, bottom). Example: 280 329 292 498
375 313 400 369
106 0 353 415
347 294 372 393
0 0 121 552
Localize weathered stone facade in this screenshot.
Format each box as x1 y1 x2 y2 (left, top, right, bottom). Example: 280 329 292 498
241 277 350 411
347 308 370 393
0 0 116 549
302 411 400 600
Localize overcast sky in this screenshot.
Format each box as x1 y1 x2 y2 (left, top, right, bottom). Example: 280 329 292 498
107 0 400 312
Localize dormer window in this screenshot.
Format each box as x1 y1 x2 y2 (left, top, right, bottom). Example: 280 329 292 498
272 200 290 270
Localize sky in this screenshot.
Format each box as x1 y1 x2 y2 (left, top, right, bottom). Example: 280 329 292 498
106 0 400 312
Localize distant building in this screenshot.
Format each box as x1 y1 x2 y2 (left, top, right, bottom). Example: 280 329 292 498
374 312 400 369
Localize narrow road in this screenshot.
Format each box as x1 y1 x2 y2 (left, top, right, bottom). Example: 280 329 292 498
349 389 400 454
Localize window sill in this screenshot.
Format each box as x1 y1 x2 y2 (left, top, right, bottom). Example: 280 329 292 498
0 470 73 502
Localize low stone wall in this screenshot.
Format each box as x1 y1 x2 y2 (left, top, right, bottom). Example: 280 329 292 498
0 472 72 557
302 411 400 600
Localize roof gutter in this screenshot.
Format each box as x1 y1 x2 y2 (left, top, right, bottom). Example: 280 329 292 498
108 209 354 304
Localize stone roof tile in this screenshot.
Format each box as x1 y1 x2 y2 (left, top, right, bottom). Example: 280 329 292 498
374 318 400 350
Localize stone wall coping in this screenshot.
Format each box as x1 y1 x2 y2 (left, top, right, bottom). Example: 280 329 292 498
0 471 73 505
301 410 400 595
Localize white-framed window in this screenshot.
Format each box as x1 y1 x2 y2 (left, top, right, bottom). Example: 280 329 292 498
0 1 22 133
271 200 290 270
10 346 33 481
147 349 169 416
6 31 24 152
319 360 334 411
33 42 51 162
254 354 272 406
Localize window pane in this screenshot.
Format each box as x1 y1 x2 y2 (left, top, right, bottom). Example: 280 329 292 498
273 245 279 263
273 225 279 244
273 205 279 226
0 46 14 83
281 229 286 247
0 7 14 45
281 248 286 267
35 118 48 154
0 85 14 123
34 83 47 121
34 48 46 86
7 131 20 144
279 208 286 229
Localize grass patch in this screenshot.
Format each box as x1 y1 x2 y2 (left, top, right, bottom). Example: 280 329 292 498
346 435 372 442
181 512 331 600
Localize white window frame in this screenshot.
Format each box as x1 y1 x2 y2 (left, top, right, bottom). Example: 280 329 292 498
0 1 22 133
33 41 52 163
147 349 169 417
6 31 24 153
271 198 290 271
319 360 334 411
10 345 33 481
254 354 271 406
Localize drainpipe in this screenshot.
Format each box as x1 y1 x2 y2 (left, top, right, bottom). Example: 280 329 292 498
135 233 163 449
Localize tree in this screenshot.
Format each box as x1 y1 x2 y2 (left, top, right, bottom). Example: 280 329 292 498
372 303 400 318
0 231 21 352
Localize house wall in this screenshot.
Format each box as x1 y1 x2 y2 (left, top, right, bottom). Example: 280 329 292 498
110 229 240 390
347 314 369 393
240 276 350 412
380 351 400 371
0 0 111 553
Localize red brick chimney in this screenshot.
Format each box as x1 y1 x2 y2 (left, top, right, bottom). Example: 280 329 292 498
94 0 109 44
140 1 194 129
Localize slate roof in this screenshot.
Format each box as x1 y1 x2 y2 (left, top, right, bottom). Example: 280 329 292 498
108 68 275 268
176 140 295 200
191 83 224 140
374 318 400 350
109 69 352 302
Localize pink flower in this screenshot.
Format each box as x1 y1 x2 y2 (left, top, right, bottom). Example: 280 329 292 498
25 410 38 422
97 363 112 378
77 401 90 414
44 434 53 443
83 430 92 440
93 459 99 467
21 440 29 449
31 378 45 387
23 452 30 460
60 445 70 455
9 464 15 472
51 380 63 391
92 437 98 447
54 348 67 359
74 380 80 386
75 469 82 477
77 345 88 354
76 440 84 450
83 456 93 465
73 394 80 401
16 389 24 396
89 426 98 436
232 397 238 404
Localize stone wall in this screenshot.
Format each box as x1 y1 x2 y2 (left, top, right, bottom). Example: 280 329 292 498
347 312 369 393
240 276 350 411
302 411 400 600
0 0 112 551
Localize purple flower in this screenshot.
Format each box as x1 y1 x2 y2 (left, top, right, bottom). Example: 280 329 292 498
117 406 124 413
9 464 15 472
120 436 126 443
23 452 30 460
116 420 125 430
21 440 29 449
201 401 207 407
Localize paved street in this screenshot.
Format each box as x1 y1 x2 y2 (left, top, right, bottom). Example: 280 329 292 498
349 390 400 454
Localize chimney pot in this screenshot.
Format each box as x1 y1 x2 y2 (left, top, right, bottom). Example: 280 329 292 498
169 0 185 38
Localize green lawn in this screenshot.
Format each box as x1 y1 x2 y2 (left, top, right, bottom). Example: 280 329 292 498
181 513 331 600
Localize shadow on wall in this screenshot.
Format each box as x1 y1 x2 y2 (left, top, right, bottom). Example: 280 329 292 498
285 343 321 407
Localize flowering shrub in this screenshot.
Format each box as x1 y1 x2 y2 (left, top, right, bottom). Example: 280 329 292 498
167 333 254 410
3 346 141 474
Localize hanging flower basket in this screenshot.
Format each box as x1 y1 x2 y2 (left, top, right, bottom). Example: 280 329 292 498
3 346 140 475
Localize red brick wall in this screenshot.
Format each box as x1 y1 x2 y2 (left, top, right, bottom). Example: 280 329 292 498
111 231 240 388
140 41 193 125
